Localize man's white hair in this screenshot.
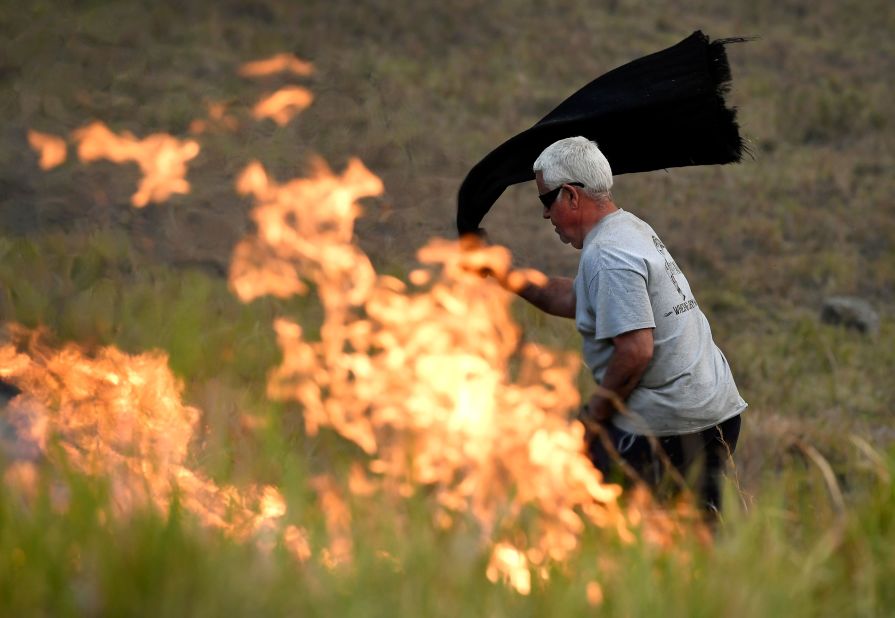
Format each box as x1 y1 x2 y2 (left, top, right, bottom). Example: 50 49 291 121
533 136 613 198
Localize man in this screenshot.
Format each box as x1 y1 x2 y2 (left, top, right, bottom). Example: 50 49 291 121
504 136 746 515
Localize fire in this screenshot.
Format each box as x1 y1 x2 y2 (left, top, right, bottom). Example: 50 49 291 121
0 327 296 552
12 51 675 598
487 542 532 594
229 157 629 591
238 53 315 126
251 87 315 126
238 53 314 78
189 102 240 135
27 130 67 169
586 581 605 606
311 475 353 568
230 157 381 303
73 121 200 207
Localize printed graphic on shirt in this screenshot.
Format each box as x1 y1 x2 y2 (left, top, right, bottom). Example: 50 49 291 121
653 235 696 317
671 298 698 315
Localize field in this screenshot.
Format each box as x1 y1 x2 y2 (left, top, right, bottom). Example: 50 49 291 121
1 0 894 615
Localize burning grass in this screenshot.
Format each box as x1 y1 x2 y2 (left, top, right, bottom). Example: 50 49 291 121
0 231 892 615
0 146 644 598
225 155 654 587
73 122 201 208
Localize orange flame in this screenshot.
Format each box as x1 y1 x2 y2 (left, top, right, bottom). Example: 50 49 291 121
586 581 605 607
27 130 68 169
251 87 314 125
0 327 298 552
73 121 200 207
487 542 532 594
189 102 239 135
283 524 312 561
311 475 353 568
238 53 314 78
230 157 382 303
229 158 629 590
15 60 687 596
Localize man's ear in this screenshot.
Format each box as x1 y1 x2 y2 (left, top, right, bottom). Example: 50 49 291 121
565 185 579 209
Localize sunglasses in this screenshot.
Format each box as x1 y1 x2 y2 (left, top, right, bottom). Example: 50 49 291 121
538 182 584 209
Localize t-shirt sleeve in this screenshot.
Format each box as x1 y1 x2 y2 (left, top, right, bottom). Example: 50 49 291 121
587 268 655 339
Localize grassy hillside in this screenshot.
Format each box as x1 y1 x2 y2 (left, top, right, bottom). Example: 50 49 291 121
4 1 893 291
1 0 894 614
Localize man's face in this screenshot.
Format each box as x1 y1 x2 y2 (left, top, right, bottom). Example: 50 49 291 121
536 171 580 248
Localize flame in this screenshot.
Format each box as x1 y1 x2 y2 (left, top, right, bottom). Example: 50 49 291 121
230 157 382 303
189 102 239 135
487 542 531 595
586 581 605 606
283 524 312 561
27 130 67 169
311 475 353 568
16 56 691 598
72 121 200 207
229 158 630 591
238 53 314 78
251 87 314 125
3 462 40 503
0 327 296 550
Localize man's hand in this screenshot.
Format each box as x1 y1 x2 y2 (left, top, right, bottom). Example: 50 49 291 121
457 231 512 283
576 392 620 437
458 232 554 298
585 392 616 422
578 328 655 427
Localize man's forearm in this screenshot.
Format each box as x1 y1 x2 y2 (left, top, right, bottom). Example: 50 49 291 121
516 276 576 318
587 329 654 421
590 355 648 419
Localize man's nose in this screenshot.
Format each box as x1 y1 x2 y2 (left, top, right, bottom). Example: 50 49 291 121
542 207 551 219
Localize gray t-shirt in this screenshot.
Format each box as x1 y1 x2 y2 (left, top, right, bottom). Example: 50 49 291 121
574 209 746 436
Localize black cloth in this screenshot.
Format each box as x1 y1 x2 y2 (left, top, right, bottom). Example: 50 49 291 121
457 31 749 235
587 414 742 516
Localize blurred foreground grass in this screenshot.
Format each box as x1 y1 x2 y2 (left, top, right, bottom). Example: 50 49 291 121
0 398 893 617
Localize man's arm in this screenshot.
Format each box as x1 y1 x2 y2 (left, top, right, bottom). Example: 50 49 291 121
515 276 576 319
460 234 575 318
586 328 654 421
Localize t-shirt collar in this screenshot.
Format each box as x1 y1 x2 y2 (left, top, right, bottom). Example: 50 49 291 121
583 208 625 245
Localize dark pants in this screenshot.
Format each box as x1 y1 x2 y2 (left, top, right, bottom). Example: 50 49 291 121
587 414 742 515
